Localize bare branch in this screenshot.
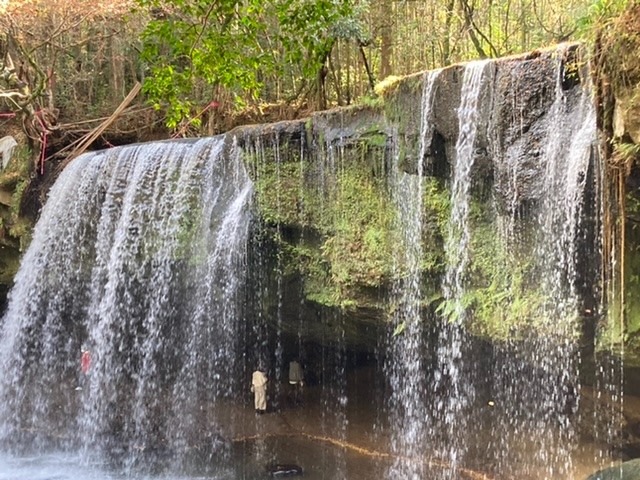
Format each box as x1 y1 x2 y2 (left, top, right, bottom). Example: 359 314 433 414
28 12 96 56
0 91 28 99
459 0 500 58
190 3 217 59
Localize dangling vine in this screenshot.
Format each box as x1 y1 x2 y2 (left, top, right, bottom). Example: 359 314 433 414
593 2 640 357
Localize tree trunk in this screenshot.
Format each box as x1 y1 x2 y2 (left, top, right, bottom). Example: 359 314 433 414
378 0 394 79
442 0 456 66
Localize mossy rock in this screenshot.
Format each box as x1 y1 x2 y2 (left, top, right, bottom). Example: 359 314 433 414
603 4 640 143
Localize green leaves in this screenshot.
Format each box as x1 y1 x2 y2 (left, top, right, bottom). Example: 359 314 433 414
138 0 269 127
392 321 406 337
137 0 368 127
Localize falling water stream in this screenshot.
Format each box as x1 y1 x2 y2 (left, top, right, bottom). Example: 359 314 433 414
434 60 491 479
386 68 440 479
0 137 254 475
490 53 601 479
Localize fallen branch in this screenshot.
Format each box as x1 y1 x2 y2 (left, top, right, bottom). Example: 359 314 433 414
54 82 142 173
55 106 155 129
0 91 28 100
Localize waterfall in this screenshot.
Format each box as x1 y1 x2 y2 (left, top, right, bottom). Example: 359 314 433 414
0 137 253 470
386 68 440 479
491 51 600 478
0 46 613 480
434 60 491 478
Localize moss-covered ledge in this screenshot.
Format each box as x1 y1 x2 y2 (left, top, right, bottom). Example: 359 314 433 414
233 105 399 315
0 138 36 307
229 43 599 351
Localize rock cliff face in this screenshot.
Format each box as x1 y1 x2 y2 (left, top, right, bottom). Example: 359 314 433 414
232 43 600 350
596 4 640 363
0 124 36 309
0 43 604 354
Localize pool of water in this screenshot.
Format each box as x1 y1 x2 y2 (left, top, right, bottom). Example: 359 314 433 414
0 437 387 480
0 366 618 480
0 452 133 480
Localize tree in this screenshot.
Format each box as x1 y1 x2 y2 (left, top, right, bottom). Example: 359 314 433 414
138 0 272 128
1 0 136 164
138 0 370 127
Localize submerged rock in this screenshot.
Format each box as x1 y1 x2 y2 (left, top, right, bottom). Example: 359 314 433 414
586 459 640 480
266 463 304 477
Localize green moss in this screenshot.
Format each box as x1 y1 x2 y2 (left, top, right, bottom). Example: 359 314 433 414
0 145 36 293
247 133 400 309
374 75 404 97
382 72 423 130
612 193 640 361
361 129 387 148
8 218 31 251
0 146 35 252
247 153 312 227
357 94 384 109
593 184 640 364
321 164 394 289
438 203 552 342
0 145 32 189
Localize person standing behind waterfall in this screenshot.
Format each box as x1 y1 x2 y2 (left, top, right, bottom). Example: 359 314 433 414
288 359 304 405
251 367 268 414
76 346 91 390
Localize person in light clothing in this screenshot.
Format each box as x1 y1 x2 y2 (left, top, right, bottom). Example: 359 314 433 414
251 368 268 414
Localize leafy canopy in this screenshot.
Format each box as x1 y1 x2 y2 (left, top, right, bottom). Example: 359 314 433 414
137 0 364 128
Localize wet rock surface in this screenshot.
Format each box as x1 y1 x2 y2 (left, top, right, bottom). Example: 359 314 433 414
2 42 634 480
238 43 595 352
586 458 640 480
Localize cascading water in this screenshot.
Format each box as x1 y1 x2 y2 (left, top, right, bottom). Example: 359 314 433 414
490 51 601 479
433 60 491 478
241 127 353 475
0 137 253 472
386 68 440 479
317 138 349 477
384 52 602 480
0 46 619 480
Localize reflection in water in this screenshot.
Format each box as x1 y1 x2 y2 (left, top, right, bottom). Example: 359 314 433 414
0 366 611 480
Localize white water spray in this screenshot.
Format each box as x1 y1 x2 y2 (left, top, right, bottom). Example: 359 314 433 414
0 137 253 471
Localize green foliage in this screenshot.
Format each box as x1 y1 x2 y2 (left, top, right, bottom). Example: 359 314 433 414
286 241 346 308
358 94 384 109
245 149 309 227
137 0 367 127
614 141 640 165
138 0 270 128
374 75 403 97
247 133 398 309
446 206 548 341
321 163 394 289
614 191 640 361
575 0 630 37
392 321 406 337
596 186 640 359
276 0 366 77
422 178 449 272
246 123 456 314
0 145 34 253
594 3 640 363
0 145 32 189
